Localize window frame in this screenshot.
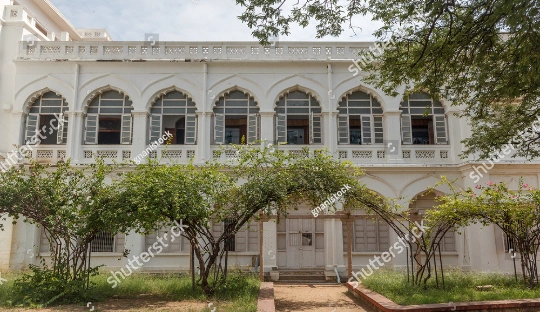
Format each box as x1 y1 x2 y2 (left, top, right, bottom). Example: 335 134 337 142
25 92 69 145
337 92 384 145
213 91 260 145
275 91 322 145
400 93 448 145
149 91 197 145
84 91 133 145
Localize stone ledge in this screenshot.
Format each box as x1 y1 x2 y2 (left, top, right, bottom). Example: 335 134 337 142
257 282 275 312
346 282 540 311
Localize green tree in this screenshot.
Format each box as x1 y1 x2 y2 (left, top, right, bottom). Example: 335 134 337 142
434 178 540 288
115 145 381 296
0 160 121 305
235 0 540 160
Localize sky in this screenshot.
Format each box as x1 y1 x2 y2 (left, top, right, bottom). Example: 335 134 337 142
49 0 379 42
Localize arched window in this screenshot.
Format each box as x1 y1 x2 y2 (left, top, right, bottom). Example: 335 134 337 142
400 93 447 145
337 91 383 145
149 91 197 145
275 91 321 144
410 192 455 251
25 91 68 145
84 90 133 145
213 90 259 144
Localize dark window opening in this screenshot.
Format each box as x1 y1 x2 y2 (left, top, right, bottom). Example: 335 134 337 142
225 117 247 144
98 117 121 144
412 116 433 145
39 115 59 144
163 116 186 144
287 117 309 144
349 117 361 144
91 232 114 252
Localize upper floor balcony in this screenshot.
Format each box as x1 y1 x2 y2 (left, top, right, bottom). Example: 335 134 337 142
17 41 372 62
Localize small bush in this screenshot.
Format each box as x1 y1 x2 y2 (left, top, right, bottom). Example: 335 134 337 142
8 265 99 307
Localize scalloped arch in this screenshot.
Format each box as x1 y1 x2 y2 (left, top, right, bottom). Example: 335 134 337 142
402 90 451 112
333 76 388 111
145 86 198 111
360 173 399 198
267 75 326 106
14 75 73 112
142 75 202 110
208 75 264 110
81 85 132 112
211 87 259 108
78 74 140 110
399 173 453 207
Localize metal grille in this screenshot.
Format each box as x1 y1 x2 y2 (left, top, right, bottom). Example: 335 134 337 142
224 219 236 251
91 232 115 252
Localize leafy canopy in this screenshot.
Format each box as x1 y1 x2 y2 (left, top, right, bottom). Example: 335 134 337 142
235 0 540 160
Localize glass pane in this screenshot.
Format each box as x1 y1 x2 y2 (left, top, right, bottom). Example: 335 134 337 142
287 108 309 114
302 233 312 246
100 108 123 114
100 100 124 107
40 99 63 107
163 108 183 114
163 100 187 107
42 91 62 99
100 91 124 99
348 91 370 100
164 91 186 99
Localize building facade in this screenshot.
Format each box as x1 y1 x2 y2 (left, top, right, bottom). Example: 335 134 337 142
1 0 538 280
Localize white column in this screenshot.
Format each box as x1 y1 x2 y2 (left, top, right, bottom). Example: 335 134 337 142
196 112 211 162
0 218 14 270
259 111 275 145
262 220 277 271
9 111 24 148
323 112 338 154
131 111 149 163
124 231 145 269
67 112 84 163
446 109 462 163
325 215 345 276
461 169 499 271
383 110 403 162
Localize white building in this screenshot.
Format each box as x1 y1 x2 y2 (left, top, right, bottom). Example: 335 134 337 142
1 0 538 281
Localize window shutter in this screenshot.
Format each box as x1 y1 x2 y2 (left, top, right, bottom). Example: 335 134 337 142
373 116 383 144
309 112 314 144
377 220 389 251
361 115 372 144
25 114 39 143
338 115 349 144
247 222 259 252
309 112 322 144
185 115 197 145
56 114 68 144
434 115 448 144
236 225 247 252
401 114 412 144
214 114 225 145
121 114 132 145
247 113 258 143
149 114 162 143
276 114 287 143
84 114 98 145
443 229 456 251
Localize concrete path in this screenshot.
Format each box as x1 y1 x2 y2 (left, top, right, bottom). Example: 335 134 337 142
274 283 375 312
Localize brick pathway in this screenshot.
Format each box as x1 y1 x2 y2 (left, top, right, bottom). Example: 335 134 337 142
274 283 376 312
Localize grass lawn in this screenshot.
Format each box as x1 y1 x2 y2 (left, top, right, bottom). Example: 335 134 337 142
0 272 260 312
360 269 540 305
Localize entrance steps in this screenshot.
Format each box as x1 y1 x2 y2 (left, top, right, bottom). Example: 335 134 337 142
276 269 327 283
